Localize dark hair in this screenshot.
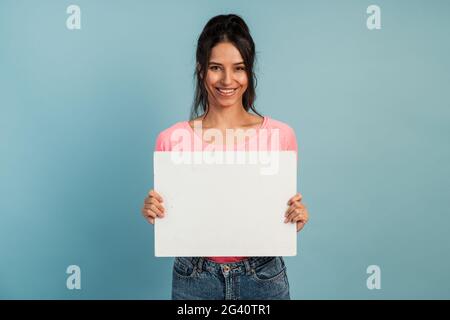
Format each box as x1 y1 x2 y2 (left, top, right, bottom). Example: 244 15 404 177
190 14 262 120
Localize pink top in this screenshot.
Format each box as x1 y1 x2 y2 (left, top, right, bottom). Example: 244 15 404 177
154 116 298 263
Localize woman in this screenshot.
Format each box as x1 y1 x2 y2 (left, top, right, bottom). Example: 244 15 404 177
141 14 309 300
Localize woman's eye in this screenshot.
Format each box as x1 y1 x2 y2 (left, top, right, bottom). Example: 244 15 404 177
236 67 245 71
210 66 220 71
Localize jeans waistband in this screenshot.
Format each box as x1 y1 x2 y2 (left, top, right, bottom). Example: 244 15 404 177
188 256 279 275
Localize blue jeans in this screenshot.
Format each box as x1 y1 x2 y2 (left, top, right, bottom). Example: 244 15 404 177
171 256 290 300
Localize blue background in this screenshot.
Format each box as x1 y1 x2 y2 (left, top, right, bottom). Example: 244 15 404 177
1 0 449 299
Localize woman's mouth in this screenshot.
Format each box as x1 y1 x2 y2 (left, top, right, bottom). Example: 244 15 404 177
215 87 238 97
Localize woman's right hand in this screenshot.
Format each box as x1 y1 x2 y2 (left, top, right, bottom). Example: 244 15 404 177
141 189 165 224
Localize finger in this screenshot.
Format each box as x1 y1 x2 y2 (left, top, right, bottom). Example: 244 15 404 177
285 208 304 223
145 209 157 219
297 221 306 232
149 204 164 218
145 194 164 206
292 213 308 224
287 193 302 205
285 205 295 217
146 199 165 213
285 202 304 216
149 189 164 203
284 208 298 223
144 196 164 212
146 216 155 224
144 204 163 215
144 204 165 215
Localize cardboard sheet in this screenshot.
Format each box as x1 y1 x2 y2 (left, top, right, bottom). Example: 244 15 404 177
154 151 297 257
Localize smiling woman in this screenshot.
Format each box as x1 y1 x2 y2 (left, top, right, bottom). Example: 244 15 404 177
141 14 309 300
203 43 249 105
192 14 260 120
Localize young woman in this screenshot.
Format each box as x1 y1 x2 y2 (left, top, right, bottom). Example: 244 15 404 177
141 14 309 300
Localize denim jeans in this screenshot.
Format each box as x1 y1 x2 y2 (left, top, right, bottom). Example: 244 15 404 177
171 256 290 300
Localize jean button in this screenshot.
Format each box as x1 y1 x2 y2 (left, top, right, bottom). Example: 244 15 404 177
223 265 230 272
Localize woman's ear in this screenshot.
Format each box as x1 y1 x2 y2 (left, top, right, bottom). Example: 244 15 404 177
197 63 203 79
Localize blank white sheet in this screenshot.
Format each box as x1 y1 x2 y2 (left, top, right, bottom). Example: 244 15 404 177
154 151 297 257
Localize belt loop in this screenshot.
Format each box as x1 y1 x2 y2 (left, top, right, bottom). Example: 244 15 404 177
190 257 198 269
244 258 253 275
196 257 204 272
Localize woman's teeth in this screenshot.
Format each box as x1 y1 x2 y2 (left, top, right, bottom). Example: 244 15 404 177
216 88 237 96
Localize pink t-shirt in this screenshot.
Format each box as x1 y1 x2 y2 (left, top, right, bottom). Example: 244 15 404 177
154 116 298 263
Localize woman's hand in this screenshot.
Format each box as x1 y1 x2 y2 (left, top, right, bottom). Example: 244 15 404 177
285 193 309 232
141 189 165 224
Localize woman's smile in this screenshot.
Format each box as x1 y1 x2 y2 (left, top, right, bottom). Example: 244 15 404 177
215 87 239 97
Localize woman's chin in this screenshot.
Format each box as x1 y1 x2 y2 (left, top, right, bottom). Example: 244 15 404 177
214 97 242 108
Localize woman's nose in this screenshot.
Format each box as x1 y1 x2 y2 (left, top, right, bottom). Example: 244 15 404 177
221 69 233 85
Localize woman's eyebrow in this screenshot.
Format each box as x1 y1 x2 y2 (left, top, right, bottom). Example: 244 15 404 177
209 61 245 65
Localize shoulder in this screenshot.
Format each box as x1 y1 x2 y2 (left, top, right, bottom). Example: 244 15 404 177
154 121 190 151
264 117 298 151
265 117 296 138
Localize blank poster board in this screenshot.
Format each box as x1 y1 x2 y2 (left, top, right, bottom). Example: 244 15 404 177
154 151 297 257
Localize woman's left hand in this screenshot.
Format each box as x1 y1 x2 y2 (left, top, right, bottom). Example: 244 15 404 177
285 193 309 232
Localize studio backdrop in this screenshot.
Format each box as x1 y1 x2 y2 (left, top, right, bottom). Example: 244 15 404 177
1 0 449 299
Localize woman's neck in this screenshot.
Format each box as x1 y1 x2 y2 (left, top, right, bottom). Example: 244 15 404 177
201 105 257 130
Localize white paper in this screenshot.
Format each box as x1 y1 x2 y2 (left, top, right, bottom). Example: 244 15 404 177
154 151 297 257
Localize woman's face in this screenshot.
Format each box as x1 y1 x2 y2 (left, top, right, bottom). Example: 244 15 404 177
204 42 248 110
